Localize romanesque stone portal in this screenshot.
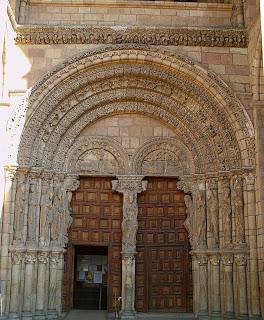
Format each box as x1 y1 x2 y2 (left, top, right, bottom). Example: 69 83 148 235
1 45 261 320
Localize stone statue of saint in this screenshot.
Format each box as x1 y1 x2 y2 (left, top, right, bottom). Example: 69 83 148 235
27 182 39 242
184 195 194 247
13 180 26 243
195 190 206 248
207 188 219 248
51 184 63 246
220 182 232 247
39 184 53 246
122 191 138 253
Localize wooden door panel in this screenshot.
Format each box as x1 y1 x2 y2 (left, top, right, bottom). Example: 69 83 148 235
136 177 192 313
63 177 122 312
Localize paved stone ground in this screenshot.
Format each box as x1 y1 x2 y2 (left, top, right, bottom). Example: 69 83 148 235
63 310 194 320
63 310 107 320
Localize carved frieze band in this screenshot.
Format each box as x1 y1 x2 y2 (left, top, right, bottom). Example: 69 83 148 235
15 26 248 48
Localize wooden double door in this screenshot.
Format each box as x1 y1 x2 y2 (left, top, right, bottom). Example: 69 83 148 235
63 177 192 313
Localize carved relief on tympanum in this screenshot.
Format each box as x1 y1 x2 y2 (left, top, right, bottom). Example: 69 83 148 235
76 149 118 175
65 136 129 175
132 137 194 176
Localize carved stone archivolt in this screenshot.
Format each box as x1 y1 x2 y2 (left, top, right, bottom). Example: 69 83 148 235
9 45 254 173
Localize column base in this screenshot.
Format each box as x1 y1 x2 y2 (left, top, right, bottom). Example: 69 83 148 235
224 312 235 319
211 312 222 319
121 311 136 320
7 313 19 320
198 311 209 320
47 310 58 319
21 311 33 320
249 316 262 320
34 310 46 320
237 314 249 320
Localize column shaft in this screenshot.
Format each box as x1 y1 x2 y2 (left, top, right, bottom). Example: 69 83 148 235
35 252 48 320
9 252 23 319
210 255 221 319
222 255 234 319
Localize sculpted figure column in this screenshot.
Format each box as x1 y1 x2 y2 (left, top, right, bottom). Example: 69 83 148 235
9 251 24 319
243 173 261 319
35 252 49 320
193 181 208 319
206 179 219 249
27 170 41 245
13 171 28 245
231 175 245 246
112 176 147 320
22 252 37 320
39 172 53 247
193 181 207 249
218 178 232 248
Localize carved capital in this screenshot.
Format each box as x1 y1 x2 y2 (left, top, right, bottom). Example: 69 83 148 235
244 172 255 189
25 252 37 264
41 171 54 181
112 175 147 194
38 252 49 264
177 179 192 193
11 251 24 265
5 166 17 181
222 254 234 266
64 175 80 192
209 255 220 266
50 252 60 267
196 255 208 266
235 254 247 266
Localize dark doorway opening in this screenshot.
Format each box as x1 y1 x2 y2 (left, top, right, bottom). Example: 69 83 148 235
73 245 108 310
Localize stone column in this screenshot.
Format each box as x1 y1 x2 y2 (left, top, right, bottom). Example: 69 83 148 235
209 255 221 319
112 176 147 320
55 252 65 317
235 254 248 319
22 252 37 320
9 251 23 319
1 167 17 316
47 252 60 319
35 251 49 320
196 254 209 320
243 173 261 319
222 254 235 319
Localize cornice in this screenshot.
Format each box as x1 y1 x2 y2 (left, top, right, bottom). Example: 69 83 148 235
15 25 248 47
28 0 232 10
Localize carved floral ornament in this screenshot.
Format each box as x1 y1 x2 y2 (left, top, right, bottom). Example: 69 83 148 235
10 45 254 175
15 25 248 48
